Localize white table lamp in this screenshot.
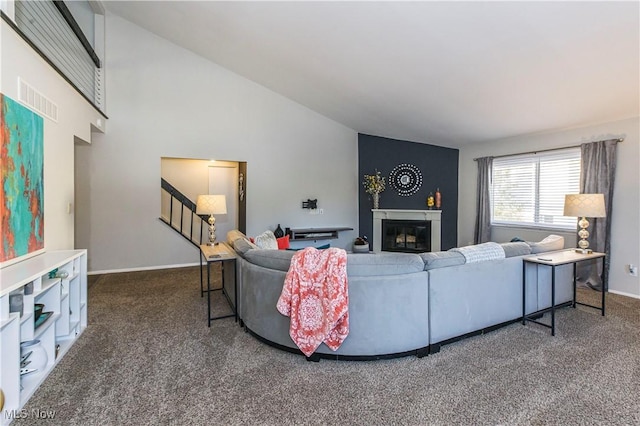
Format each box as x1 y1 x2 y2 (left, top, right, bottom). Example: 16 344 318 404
563 193 606 253
196 194 227 245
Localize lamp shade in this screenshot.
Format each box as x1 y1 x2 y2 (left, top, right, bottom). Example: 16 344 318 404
196 194 227 215
563 194 606 218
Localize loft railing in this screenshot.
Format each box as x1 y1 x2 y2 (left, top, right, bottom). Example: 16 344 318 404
160 178 206 248
10 0 104 112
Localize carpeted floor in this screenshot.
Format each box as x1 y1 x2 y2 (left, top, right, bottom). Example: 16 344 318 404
15 266 640 425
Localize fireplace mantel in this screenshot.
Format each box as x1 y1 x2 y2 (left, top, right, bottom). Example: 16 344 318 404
372 209 442 253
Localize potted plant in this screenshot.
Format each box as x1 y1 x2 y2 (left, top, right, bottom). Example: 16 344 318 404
353 236 369 253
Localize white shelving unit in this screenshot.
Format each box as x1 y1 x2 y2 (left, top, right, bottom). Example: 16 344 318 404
0 250 87 424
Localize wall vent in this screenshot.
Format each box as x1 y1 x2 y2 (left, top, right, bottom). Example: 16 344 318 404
18 78 59 122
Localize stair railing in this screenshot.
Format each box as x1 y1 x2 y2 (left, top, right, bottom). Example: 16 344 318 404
160 178 206 247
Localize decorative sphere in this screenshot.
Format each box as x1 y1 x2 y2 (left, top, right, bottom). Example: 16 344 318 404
578 229 589 239
578 239 590 249
578 217 590 229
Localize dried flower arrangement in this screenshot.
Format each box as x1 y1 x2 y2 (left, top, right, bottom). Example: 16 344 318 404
362 170 386 195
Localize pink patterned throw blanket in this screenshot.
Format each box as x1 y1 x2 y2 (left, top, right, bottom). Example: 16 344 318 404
276 247 349 357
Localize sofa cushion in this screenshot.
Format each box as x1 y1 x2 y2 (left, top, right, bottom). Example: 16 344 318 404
346 253 425 276
500 242 532 258
232 238 258 255
254 230 278 250
420 251 466 270
527 235 565 254
244 249 296 272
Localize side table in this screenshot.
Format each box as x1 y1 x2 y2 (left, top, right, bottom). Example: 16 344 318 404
522 249 606 336
199 242 237 327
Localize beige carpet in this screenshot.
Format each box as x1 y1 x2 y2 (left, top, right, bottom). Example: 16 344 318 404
15 266 640 425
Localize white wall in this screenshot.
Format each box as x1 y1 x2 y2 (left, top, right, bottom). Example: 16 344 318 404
78 15 358 272
161 158 212 213
458 117 640 298
1 18 104 257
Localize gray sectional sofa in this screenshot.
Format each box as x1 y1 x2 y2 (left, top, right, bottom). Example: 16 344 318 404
225 230 572 360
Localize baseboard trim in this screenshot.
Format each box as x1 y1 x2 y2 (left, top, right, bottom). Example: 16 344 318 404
608 289 640 299
89 262 199 275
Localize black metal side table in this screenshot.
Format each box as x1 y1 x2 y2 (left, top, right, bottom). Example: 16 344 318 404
199 242 237 327
522 249 606 336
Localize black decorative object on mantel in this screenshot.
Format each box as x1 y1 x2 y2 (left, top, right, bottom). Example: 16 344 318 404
274 224 284 238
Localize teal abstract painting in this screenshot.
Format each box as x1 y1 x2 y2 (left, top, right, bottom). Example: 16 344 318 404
1 93 44 263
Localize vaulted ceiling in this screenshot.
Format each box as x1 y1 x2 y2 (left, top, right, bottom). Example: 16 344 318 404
103 1 639 148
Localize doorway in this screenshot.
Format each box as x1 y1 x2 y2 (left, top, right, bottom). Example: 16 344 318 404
160 158 247 243
208 163 238 243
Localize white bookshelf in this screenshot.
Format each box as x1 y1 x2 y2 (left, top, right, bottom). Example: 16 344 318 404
0 250 87 424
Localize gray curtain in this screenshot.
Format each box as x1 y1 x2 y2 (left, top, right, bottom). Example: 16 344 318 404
474 157 493 244
577 139 618 290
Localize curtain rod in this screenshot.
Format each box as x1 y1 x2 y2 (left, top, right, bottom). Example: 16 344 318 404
473 137 624 161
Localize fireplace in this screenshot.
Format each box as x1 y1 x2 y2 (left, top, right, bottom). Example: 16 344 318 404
372 209 441 253
382 220 431 253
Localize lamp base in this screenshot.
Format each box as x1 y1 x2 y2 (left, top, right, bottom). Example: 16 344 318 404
207 215 217 246
574 248 593 254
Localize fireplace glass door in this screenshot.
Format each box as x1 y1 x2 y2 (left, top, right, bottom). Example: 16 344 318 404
382 219 431 253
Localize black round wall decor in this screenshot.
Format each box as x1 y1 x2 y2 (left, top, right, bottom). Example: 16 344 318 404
389 163 423 196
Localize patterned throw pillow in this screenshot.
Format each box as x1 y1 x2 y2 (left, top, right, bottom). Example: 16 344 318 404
254 230 278 250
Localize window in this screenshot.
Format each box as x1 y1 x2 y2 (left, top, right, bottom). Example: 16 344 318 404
491 148 581 229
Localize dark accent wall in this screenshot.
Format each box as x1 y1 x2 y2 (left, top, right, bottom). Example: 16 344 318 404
358 134 459 250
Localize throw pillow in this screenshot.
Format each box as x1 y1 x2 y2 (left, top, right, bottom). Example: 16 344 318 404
500 242 532 257
527 235 564 254
254 230 278 250
227 229 249 245
233 238 258 255
277 235 290 250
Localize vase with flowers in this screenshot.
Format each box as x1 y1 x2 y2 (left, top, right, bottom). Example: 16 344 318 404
362 170 386 209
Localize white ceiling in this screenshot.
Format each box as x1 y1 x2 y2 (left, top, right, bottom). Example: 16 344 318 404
103 1 639 148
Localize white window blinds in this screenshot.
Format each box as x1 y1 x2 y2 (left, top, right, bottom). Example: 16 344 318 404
14 0 103 108
491 148 581 229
